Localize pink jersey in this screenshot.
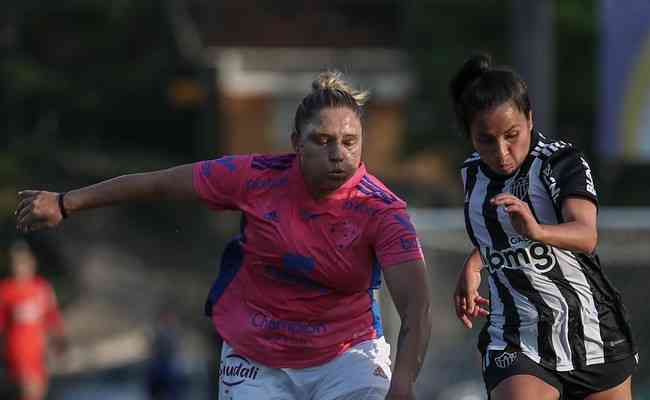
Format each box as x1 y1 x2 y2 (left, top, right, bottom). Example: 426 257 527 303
193 154 424 368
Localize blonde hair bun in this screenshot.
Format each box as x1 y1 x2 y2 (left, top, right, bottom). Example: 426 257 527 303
311 71 370 107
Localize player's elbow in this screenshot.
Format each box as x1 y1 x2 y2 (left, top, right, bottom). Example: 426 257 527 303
581 230 598 254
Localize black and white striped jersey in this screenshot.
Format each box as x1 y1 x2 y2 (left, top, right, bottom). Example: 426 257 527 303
461 131 636 372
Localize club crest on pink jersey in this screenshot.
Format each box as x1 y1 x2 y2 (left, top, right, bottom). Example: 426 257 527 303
329 220 360 249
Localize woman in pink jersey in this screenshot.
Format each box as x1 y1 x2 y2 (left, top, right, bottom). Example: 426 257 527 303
15 71 433 399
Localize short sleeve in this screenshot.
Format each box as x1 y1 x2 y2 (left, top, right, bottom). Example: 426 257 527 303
541 148 598 208
373 209 425 269
193 155 252 211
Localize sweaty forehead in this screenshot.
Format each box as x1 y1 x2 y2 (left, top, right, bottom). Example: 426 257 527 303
313 107 361 135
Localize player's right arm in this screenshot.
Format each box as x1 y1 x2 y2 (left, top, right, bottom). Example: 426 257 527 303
16 155 253 233
453 247 489 329
16 164 196 232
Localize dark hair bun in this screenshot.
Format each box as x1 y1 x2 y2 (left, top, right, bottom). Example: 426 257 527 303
450 53 493 105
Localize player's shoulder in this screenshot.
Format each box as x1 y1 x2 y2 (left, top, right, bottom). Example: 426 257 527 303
240 153 296 193
530 132 579 162
245 153 296 178
249 153 296 172
197 154 250 179
352 172 406 211
198 153 296 179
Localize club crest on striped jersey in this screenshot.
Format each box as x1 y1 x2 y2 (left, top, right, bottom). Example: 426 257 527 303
508 173 530 201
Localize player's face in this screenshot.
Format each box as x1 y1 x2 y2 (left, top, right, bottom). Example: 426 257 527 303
470 101 533 176
293 107 363 198
10 250 37 280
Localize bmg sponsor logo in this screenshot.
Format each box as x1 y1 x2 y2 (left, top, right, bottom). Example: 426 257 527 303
219 354 260 386
482 242 557 274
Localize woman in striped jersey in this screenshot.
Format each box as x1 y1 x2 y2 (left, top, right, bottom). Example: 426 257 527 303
451 54 637 400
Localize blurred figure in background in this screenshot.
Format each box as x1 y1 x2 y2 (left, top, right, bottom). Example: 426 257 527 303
0 240 67 400
451 53 637 400
147 306 188 400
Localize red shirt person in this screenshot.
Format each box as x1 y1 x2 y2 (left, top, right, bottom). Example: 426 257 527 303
0 241 65 400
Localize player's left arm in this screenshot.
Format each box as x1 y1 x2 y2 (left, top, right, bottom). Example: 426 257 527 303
490 194 597 253
384 259 432 400
541 196 598 253
491 148 599 253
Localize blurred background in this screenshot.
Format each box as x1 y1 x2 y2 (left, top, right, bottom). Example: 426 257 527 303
1 0 649 398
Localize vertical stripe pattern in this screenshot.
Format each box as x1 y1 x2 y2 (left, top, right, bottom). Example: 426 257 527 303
460 133 636 371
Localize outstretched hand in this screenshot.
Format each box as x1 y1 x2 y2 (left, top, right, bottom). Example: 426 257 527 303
454 261 489 329
15 190 65 233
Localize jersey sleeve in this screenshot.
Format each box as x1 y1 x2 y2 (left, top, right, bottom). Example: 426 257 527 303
192 155 252 211
372 208 425 269
541 148 598 209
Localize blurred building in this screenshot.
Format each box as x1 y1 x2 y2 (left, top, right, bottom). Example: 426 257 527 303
188 0 443 185
212 48 410 173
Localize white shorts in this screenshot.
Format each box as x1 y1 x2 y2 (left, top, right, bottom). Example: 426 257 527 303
218 338 392 400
